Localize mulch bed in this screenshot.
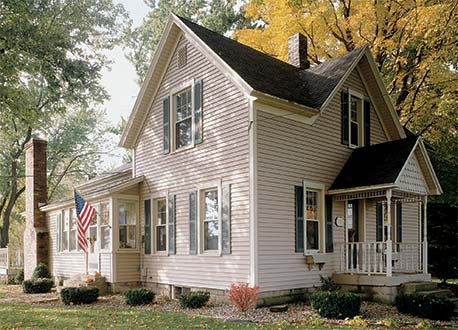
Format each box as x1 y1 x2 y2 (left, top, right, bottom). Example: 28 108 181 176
1 285 457 328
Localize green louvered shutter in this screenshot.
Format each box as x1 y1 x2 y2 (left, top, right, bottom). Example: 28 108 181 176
56 213 62 253
144 199 151 255
325 196 333 253
396 203 402 243
341 89 349 145
295 186 304 252
168 194 176 255
163 96 170 154
376 202 383 242
222 183 231 255
194 80 203 144
189 191 197 255
364 99 371 146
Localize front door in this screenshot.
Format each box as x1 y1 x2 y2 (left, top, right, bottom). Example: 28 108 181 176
347 200 359 269
87 214 99 273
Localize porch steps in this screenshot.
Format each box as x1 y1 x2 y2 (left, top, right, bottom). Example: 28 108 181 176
415 289 454 299
400 281 438 294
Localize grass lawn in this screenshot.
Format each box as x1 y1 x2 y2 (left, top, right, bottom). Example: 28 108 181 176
0 302 371 330
0 290 5 298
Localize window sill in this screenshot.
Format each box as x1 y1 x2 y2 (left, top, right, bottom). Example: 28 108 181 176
116 249 140 254
171 143 195 154
199 250 221 257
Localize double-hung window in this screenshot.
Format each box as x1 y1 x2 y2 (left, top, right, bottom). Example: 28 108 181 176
305 190 320 251
349 95 361 147
100 202 110 250
341 89 371 147
62 210 69 251
203 189 219 251
175 89 193 149
118 200 137 249
155 198 167 252
69 208 77 251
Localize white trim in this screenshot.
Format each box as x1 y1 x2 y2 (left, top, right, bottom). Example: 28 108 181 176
249 97 258 286
256 101 317 124
196 181 222 255
170 81 195 152
303 180 326 255
152 195 168 255
416 140 443 195
328 184 397 195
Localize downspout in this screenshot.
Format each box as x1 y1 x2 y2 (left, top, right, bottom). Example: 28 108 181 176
248 96 258 287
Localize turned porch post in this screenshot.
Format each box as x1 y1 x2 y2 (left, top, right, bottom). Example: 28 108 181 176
386 190 393 277
423 196 428 274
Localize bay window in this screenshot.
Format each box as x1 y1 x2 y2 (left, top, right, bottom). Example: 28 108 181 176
119 200 137 249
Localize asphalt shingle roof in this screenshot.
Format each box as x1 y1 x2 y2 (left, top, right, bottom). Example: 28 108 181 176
330 138 418 191
178 16 365 109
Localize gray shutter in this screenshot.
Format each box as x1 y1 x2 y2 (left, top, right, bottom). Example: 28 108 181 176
163 96 170 154
222 183 231 255
341 89 349 145
376 202 383 242
189 191 197 255
295 186 304 252
396 203 402 243
56 213 61 253
194 79 203 144
144 199 151 255
325 195 333 253
364 99 371 146
168 194 176 254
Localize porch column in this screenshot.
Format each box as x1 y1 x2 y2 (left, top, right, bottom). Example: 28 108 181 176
423 196 428 274
386 190 393 277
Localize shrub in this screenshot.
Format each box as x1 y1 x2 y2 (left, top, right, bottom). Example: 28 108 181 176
14 269 24 284
319 276 341 292
179 291 210 309
32 263 51 280
227 283 259 312
123 288 155 306
61 287 99 305
395 293 454 321
310 291 361 319
22 278 54 294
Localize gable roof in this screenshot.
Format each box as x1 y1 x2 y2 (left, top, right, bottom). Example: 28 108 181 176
120 14 405 148
329 138 442 195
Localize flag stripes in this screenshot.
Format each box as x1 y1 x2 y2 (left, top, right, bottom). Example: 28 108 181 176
74 191 95 253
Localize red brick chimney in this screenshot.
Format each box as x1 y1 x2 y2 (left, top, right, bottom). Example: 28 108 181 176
288 33 309 69
23 138 49 280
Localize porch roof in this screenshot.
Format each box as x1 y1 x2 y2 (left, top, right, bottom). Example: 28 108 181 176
329 137 442 195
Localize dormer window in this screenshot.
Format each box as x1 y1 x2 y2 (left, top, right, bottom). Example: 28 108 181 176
341 89 371 148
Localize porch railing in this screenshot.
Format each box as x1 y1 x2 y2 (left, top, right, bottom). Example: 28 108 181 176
0 246 23 270
340 242 423 275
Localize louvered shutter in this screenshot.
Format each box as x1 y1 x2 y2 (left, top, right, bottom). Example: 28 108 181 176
376 202 383 242
396 203 402 243
56 213 62 252
341 89 349 145
222 183 231 255
325 195 333 253
144 199 151 255
194 80 203 144
295 186 304 252
189 191 197 255
168 194 176 255
364 99 371 146
163 96 170 154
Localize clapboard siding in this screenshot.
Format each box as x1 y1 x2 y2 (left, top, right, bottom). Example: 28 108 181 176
116 253 141 282
256 66 389 292
135 35 250 290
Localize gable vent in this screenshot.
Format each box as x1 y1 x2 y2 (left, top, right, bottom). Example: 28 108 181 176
177 45 187 68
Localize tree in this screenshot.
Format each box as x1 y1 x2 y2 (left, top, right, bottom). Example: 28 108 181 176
124 0 248 83
234 0 458 163
0 0 128 247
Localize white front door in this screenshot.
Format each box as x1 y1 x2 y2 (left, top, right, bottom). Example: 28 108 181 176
87 220 99 273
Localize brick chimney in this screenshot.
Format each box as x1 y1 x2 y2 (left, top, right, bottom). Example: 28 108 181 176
288 33 309 69
23 138 49 280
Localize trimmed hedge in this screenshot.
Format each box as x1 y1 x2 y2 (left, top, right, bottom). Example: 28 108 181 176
311 291 361 319
179 291 210 309
32 263 51 280
14 269 24 284
395 293 454 321
22 278 54 294
123 288 155 306
61 287 99 305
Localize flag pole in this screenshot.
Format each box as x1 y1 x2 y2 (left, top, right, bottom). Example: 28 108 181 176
85 251 88 275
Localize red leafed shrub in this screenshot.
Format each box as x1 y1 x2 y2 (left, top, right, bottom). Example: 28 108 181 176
227 283 259 312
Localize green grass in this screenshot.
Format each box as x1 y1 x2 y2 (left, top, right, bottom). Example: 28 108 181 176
0 302 365 330
0 290 5 298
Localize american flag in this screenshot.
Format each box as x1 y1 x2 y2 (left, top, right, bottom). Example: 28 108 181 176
74 191 95 252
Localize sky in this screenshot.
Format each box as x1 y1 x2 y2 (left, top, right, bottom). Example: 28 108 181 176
99 0 148 167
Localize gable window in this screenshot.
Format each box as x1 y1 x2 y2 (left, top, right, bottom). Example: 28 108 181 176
119 200 137 249
175 89 193 149
155 198 167 252
341 89 371 147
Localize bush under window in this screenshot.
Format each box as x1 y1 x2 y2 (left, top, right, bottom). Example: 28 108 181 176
395 293 454 321
22 278 54 294
32 263 51 280
123 288 155 306
179 291 210 309
310 291 361 319
61 287 99 305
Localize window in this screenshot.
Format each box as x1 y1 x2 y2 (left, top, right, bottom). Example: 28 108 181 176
100 202 110 250
119 200 137 249
88 206 97 253
305 191 319 250
349 95 363 147
62 210 69 251
69 208 77 251
202 189 219 251
175 89 193 149
341 89 371 147
155 198 167 252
